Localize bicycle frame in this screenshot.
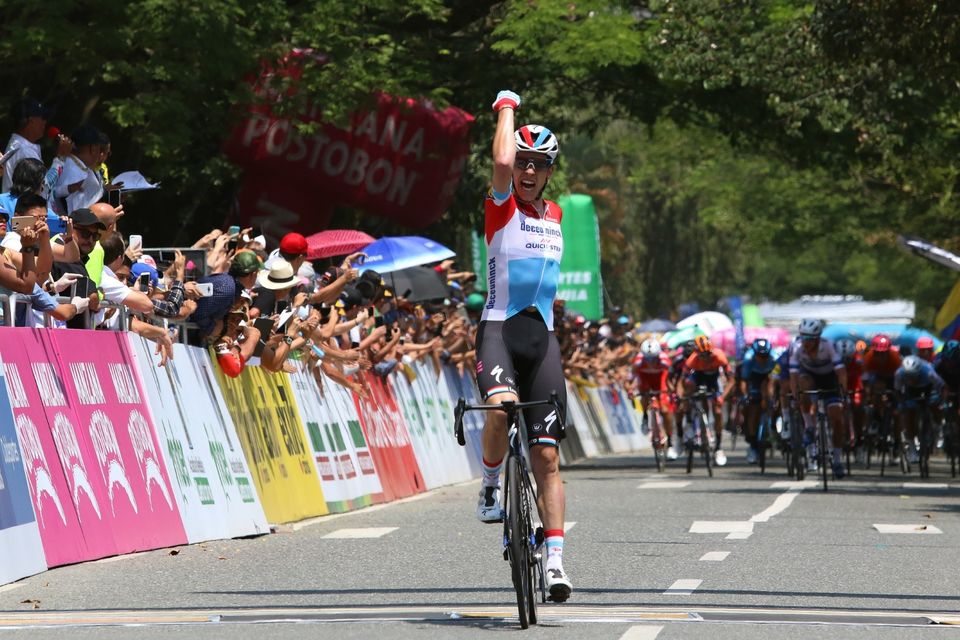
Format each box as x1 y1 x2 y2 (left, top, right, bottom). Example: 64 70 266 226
454 393 565 628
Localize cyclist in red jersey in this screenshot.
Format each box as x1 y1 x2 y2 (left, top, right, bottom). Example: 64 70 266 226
863 334 901 409
632 339 678 460
683 335 730 466
916 336 936 363
834 338 865 461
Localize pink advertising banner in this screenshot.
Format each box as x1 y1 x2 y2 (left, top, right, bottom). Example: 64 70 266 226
47 330 187 556
0 329 90 566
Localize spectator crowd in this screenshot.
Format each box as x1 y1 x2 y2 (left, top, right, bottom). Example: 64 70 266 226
0 95 639 398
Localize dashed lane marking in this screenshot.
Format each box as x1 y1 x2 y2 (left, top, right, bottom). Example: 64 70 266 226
770 481 818 489
564 521 577 533
663 579 702 595
725 531 753 540
699 551 730 562
618 624 664 640
638 481 691 489
902 482 949 489
750 488 804 523
321 527 398 539
689 521 753 534
873 524 942 534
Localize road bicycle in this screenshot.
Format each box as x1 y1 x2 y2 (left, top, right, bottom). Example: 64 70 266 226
685 386 715 477
638 391 668 472
866 390 907 476
800 389 847 492
912 391 937 479
454 393 564 629
752 394 773 474
943 399 960 478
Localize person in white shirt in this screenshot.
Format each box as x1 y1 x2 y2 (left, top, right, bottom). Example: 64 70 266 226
2 98 71 197
56 124 104 214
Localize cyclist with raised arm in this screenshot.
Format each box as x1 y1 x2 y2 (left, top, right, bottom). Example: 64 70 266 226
473 89 571 602
683 335 730 466
789 318 848 478
741 338 777 465
632 338 678 460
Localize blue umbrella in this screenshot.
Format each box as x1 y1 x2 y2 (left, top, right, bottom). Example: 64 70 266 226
356 236 456 274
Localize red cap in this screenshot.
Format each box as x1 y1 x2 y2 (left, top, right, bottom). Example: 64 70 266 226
279 232 308 256
871 334 892 352
917 337 935 349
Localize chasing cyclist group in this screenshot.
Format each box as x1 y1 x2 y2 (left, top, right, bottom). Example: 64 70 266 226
630 318 959 479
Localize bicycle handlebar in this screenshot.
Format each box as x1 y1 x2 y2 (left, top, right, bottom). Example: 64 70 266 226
453 391 564 447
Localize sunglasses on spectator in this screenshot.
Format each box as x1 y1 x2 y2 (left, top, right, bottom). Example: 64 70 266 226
515 157 553 171
75 227 101 240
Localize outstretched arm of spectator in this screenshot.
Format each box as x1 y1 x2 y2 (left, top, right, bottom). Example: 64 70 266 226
128 317 174 367
52 218 80 263
320 360 366 398
1 237 39 294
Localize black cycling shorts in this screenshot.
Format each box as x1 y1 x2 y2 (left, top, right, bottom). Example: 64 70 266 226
798 369 842 405
475 309 567 447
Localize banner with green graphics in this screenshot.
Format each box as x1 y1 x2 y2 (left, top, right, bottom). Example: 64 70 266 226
471 193 603 319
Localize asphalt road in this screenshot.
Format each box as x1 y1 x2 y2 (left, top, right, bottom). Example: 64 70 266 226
2 447 960 639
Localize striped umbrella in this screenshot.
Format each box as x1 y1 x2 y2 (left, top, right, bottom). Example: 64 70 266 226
305 229 376 259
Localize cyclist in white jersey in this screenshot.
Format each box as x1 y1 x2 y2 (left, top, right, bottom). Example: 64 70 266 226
789 318 848 477
473 89 571 602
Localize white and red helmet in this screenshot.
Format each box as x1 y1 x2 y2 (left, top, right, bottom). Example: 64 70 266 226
515 124 559 162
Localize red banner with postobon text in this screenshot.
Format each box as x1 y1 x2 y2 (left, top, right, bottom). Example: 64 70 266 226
223 87 473 237
47 330 187 555
353 373 424 502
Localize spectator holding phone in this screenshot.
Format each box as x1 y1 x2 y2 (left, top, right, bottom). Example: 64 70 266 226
248 258 299 319
188 250 262 344
0 162 79 263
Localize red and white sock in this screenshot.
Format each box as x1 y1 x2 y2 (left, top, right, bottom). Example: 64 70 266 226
482 457 503 487
544 529 564 570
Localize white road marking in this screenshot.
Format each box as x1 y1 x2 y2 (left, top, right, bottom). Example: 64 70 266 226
564 521 577 533
903 482 949 489
725 531 754 540
699 551 730 562
638 481 691 489
322 527 398 539
618 625 664 640
0 583 24 593
873 524 942 535
751 489 804 523
663 579 702 595
690 521 753 534
289 484 450 532
770 480 818 489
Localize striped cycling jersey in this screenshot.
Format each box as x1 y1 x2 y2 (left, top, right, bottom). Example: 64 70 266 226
481 187 563 329
789 339 843 376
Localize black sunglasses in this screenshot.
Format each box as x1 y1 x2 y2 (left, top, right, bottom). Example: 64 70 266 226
75 227 101 240
515 157 553 171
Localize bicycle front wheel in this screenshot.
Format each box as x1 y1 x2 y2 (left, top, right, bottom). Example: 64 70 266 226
506 455 534 629
818 414 829 492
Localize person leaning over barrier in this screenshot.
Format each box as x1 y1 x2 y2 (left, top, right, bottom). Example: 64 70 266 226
188 250 262 344
0 159 80 265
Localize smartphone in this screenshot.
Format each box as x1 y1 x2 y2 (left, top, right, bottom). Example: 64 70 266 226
252 317 275 357
275 300 289 314
108 189 122 208
375 316 386 329
128 234 143 253
10 216 33 233
227 225 240 236
137 273 150 292
47 216 67 236
196 282 214 297
319 305 331 320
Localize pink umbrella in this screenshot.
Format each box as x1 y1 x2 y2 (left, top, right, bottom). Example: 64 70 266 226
305 229 376 259
711 326 792 357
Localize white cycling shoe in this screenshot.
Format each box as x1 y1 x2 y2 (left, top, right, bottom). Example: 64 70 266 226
545 566 572 602
714 448 728 466
476 486 504 523
666 447 679 461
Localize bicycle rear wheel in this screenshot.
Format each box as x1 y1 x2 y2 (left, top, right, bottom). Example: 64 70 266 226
818 414 829 492
701 414 713 478
791 413 806 481
918 410 932 479
506 455 533 629
758 414 767 474
651 410 665 472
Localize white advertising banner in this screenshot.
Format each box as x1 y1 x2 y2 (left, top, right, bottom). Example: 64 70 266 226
128 336 268 542
288 365 382 512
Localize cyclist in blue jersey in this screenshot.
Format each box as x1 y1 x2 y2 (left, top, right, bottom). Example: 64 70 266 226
473 89 571 602
895 355 945 463
741 338 777 464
